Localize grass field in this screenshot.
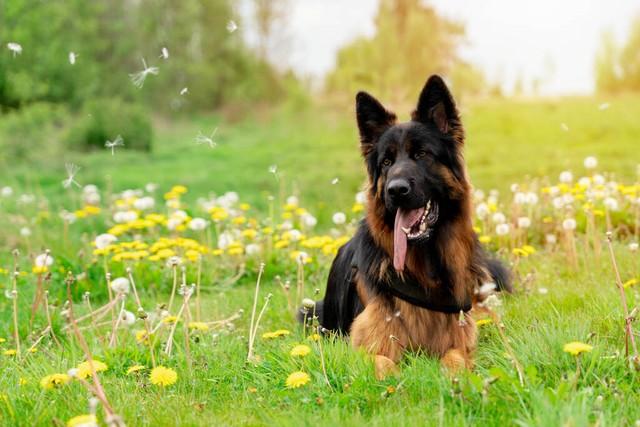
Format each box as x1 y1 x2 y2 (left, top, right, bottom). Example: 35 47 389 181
1 95 640 426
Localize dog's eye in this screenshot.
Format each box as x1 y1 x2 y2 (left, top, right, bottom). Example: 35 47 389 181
415 150 427 159
382 158 392 167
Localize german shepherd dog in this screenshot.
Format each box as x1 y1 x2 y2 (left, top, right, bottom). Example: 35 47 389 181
311 75 511 378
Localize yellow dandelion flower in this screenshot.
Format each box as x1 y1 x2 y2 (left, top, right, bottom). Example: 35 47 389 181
274 329 290 337
76 360 108 379
32 266 48 274
3 349 17 356
274 240 289 249
479 235 492 244
522 245 536 255
262 226 274 235
240 203 251 211
19 377 27 386
623 278 639 289
286 371 310 389
352 203 364 213
40 373 70 390
232 216 247 225
126 365 146 375
262 332 278 339
290 344 311 358
212 249 224 256
307 333 321 342
512 248 529 257
563 341 593 356
171 185 188 194
241 229 258 239
162 316 179 325
0 337 6 343
150 366 178 387
135 329 151 344
188 322 209 332
66 414 97 427
476 318 493 327
386 385 396 394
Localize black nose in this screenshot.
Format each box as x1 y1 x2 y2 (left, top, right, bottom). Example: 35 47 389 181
387 178 411 201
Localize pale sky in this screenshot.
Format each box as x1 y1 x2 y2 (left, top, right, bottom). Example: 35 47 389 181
241 0 640 95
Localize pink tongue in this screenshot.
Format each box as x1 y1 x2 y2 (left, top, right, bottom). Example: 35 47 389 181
393 207 424 272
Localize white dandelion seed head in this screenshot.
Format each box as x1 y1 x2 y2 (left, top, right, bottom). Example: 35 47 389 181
110 277 130 294
217 231 234 250
332 212 346 225
510 184 519 193
562 218 577 231
60 210 77 223
492 212 506 224
578 177 591 188
84 192 101 205
67 368 79 378
7 42 22 56
68 52 77 65
121 310 136 326
226 20 238 33
513 192 527 205
355 191 367 204
1 186 13 197
592 174 606 186
475 203 489 219
166 217 182 231
188 217 208 231
133 196 155 211
525 192 539 205
160 47 169 59
245 243 261 256
487 194 498 206
629 242 639 252
559 171 573 184
562 193 575 205
598 102 610 111
113 210 138 224
286 196 299 206
538 287 549 295
517 216 531 229
18 194 35 204
301 213 317 228
268 164 278 175
548 186 560 196
495 223 510 236
288 229 302 242
473 189 485 201
280 220 293 230
35 253 53 267
483 294 502 309
296 251 310 264
546 233 557 245
20 227 31 237
83 184 98 195
166 256 183 268
145 183 157 193
584 156 598 169
604 197 619 211
95 233 117 249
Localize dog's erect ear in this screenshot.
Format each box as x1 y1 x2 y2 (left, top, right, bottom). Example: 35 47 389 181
356 91 396 155
413 75 462 137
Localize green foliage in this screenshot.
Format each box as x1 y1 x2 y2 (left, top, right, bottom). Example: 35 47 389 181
66 98 153 152
325 0 484 103
596 15 640 93
0 102 70 162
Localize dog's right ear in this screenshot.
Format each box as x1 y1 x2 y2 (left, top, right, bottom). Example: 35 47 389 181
356 91 396 155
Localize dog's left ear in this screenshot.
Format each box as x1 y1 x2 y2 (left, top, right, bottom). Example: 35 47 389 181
412 75 462 137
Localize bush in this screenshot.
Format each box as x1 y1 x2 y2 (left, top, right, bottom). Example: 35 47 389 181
0 103 70 162
67 98 153 153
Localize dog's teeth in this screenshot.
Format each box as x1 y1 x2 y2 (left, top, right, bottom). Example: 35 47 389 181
401 226 411 235
420 222 426 232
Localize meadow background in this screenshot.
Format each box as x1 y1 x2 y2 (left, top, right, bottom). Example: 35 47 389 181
1 0 640 426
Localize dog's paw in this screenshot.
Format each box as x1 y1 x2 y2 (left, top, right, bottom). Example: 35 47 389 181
441 348 471 374
374 355 399 380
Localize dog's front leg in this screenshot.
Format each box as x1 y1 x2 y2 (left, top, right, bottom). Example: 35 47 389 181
350 298 408 380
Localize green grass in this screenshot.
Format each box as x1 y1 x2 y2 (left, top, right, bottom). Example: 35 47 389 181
1 96 640 426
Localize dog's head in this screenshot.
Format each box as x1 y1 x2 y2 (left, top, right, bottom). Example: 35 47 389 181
356 75 471 271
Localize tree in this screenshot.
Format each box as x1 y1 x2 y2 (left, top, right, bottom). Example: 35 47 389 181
595 15 640 93
325 0 483 104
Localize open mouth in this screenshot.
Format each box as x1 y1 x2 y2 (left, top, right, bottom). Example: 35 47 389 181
393 200 439 272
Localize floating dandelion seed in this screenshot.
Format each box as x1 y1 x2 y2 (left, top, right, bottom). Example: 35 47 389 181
62 163 81 189
560 123 569 132
105 135 124 156
180 87 188 95
7 42 22 57
226 20 238 33
160 47 169 59
129 58 159 88
68 52 77 65
195 128 218 148
598 102 610 111
331 177 339 185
